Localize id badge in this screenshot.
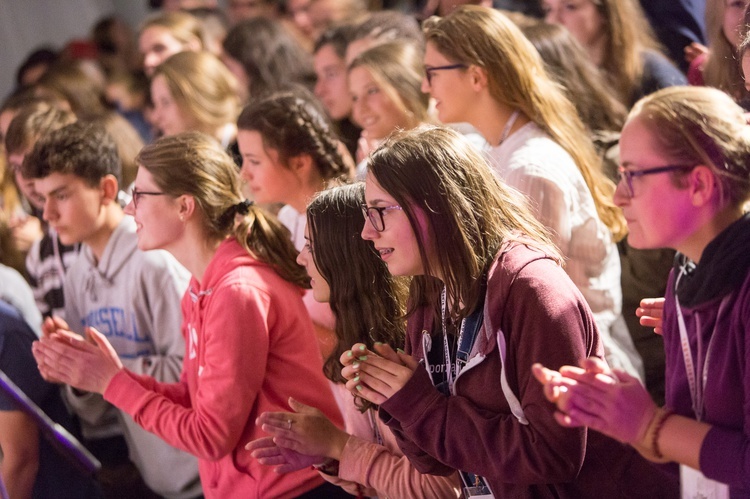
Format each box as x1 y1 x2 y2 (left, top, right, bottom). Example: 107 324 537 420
463 486 494 498
680 465 729 499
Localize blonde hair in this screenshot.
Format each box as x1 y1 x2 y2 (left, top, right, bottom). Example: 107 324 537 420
631 86 750 208
153 51 240 136
592 0 663 106
139 11 206 50
136 131 309 287
703 0 748 101
349 41 430 130
424 6 626 241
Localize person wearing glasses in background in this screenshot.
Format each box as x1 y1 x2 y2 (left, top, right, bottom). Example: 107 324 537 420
421 6 644 382
340 126 677 498
20 122 202 499
534 86 750 497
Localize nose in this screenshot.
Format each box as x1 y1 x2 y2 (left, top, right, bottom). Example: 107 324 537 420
42 198 56 223
361 217 377 241
143 53 159 74
420 75 430 94
613 180 629 207
124 198 135 216
240 163 252 182
314 79 325 98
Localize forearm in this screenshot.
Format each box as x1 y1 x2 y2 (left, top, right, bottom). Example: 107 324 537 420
0 460 36 499
338 435 461 498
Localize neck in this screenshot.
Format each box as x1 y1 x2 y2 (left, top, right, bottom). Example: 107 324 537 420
677 205 744 264
169 224 223 283
85 205 124 263
287 178 325 213
467 97 529 147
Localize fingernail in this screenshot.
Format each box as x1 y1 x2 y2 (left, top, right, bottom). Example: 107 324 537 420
374 341 383 346
356 385 363 391
347 351 353 358
353 376 359 383
397 348 405 354
358 355 367 361
358 345 366 351
352 362 360 369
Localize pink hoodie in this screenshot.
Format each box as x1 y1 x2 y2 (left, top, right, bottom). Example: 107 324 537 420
105 238 342 498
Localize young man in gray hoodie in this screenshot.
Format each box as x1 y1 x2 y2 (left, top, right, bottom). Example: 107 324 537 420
23 121 202 499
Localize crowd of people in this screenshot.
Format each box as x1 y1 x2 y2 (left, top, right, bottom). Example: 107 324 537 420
0 0 748 498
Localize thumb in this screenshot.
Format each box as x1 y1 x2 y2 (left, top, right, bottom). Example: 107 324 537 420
51 315 71 331
397 350 420 370
288 397 318 416
86 327 122 367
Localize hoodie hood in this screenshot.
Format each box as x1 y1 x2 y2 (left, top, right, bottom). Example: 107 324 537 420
190 238 265 298
675 213 750 308
82 216 137 303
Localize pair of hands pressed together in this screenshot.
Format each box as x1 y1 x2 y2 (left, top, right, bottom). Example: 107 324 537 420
246 342 420 473
31 316 123 395
531 297 666 453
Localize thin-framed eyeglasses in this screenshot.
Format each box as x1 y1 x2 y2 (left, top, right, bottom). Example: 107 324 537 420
424 64 467 85
361 204 403 232
617 165 695 197
131 187 167 209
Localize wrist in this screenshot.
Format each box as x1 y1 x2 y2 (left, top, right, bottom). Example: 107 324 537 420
328 430 350 461
312 457 339 476
638 406 674 460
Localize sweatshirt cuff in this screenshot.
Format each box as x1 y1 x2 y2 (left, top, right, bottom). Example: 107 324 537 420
380 367 442 428
699 426 745 487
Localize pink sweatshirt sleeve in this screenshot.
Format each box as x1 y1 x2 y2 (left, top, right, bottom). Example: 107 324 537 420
337 435 461 498
105 283 270 460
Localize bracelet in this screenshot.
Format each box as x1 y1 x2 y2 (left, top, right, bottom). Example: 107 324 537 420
649 406 674 459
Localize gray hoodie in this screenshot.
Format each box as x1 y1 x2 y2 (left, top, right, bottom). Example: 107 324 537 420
63 216 202 499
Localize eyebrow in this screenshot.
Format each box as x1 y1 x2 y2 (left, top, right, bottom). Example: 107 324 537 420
44 184 70 198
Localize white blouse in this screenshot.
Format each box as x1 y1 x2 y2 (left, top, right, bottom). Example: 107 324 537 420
486 122 643 380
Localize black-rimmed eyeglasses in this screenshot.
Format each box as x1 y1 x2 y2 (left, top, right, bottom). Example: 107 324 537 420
424 64 467 85
361 204 402 232
131 187 166 209
617 165 695 198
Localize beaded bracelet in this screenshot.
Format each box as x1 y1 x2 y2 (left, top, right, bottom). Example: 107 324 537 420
650 406 674 459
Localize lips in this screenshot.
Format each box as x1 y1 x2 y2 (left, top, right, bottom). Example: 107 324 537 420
376 247 394 259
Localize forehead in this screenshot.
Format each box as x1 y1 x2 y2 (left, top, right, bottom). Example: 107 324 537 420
140 26 177 47
34 172 90 194
619 115 668 165
364 172 396 203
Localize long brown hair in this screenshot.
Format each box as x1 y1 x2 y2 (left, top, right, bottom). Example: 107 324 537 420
137 131 309 288
368 125 560 320
424 6 626 241
307 183 406 395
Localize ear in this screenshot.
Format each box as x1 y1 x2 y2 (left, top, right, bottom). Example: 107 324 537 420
100 175 119 204
468 65 488 91
288 154 314 176
176 194 196 221
688 165 719 208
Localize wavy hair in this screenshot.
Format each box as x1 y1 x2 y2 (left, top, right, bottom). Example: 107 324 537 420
153 51 239 135
223 18 315 99
424 6 626 241
368 125 560 320
348 41 430 130
307 183 406 397
703 0 748 102
136 132 309 288
522 21 626 133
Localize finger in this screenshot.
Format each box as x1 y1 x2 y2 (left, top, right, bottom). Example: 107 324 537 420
638 316 662 328
356 355 411 380
353 366 402 395
256 455 288 466
397 350 420 370
287 397 320 416
344 377 387 405
531 363 560 385
245 436 276 452
579 356 610 374
257 412 295 431
372 343 402 364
